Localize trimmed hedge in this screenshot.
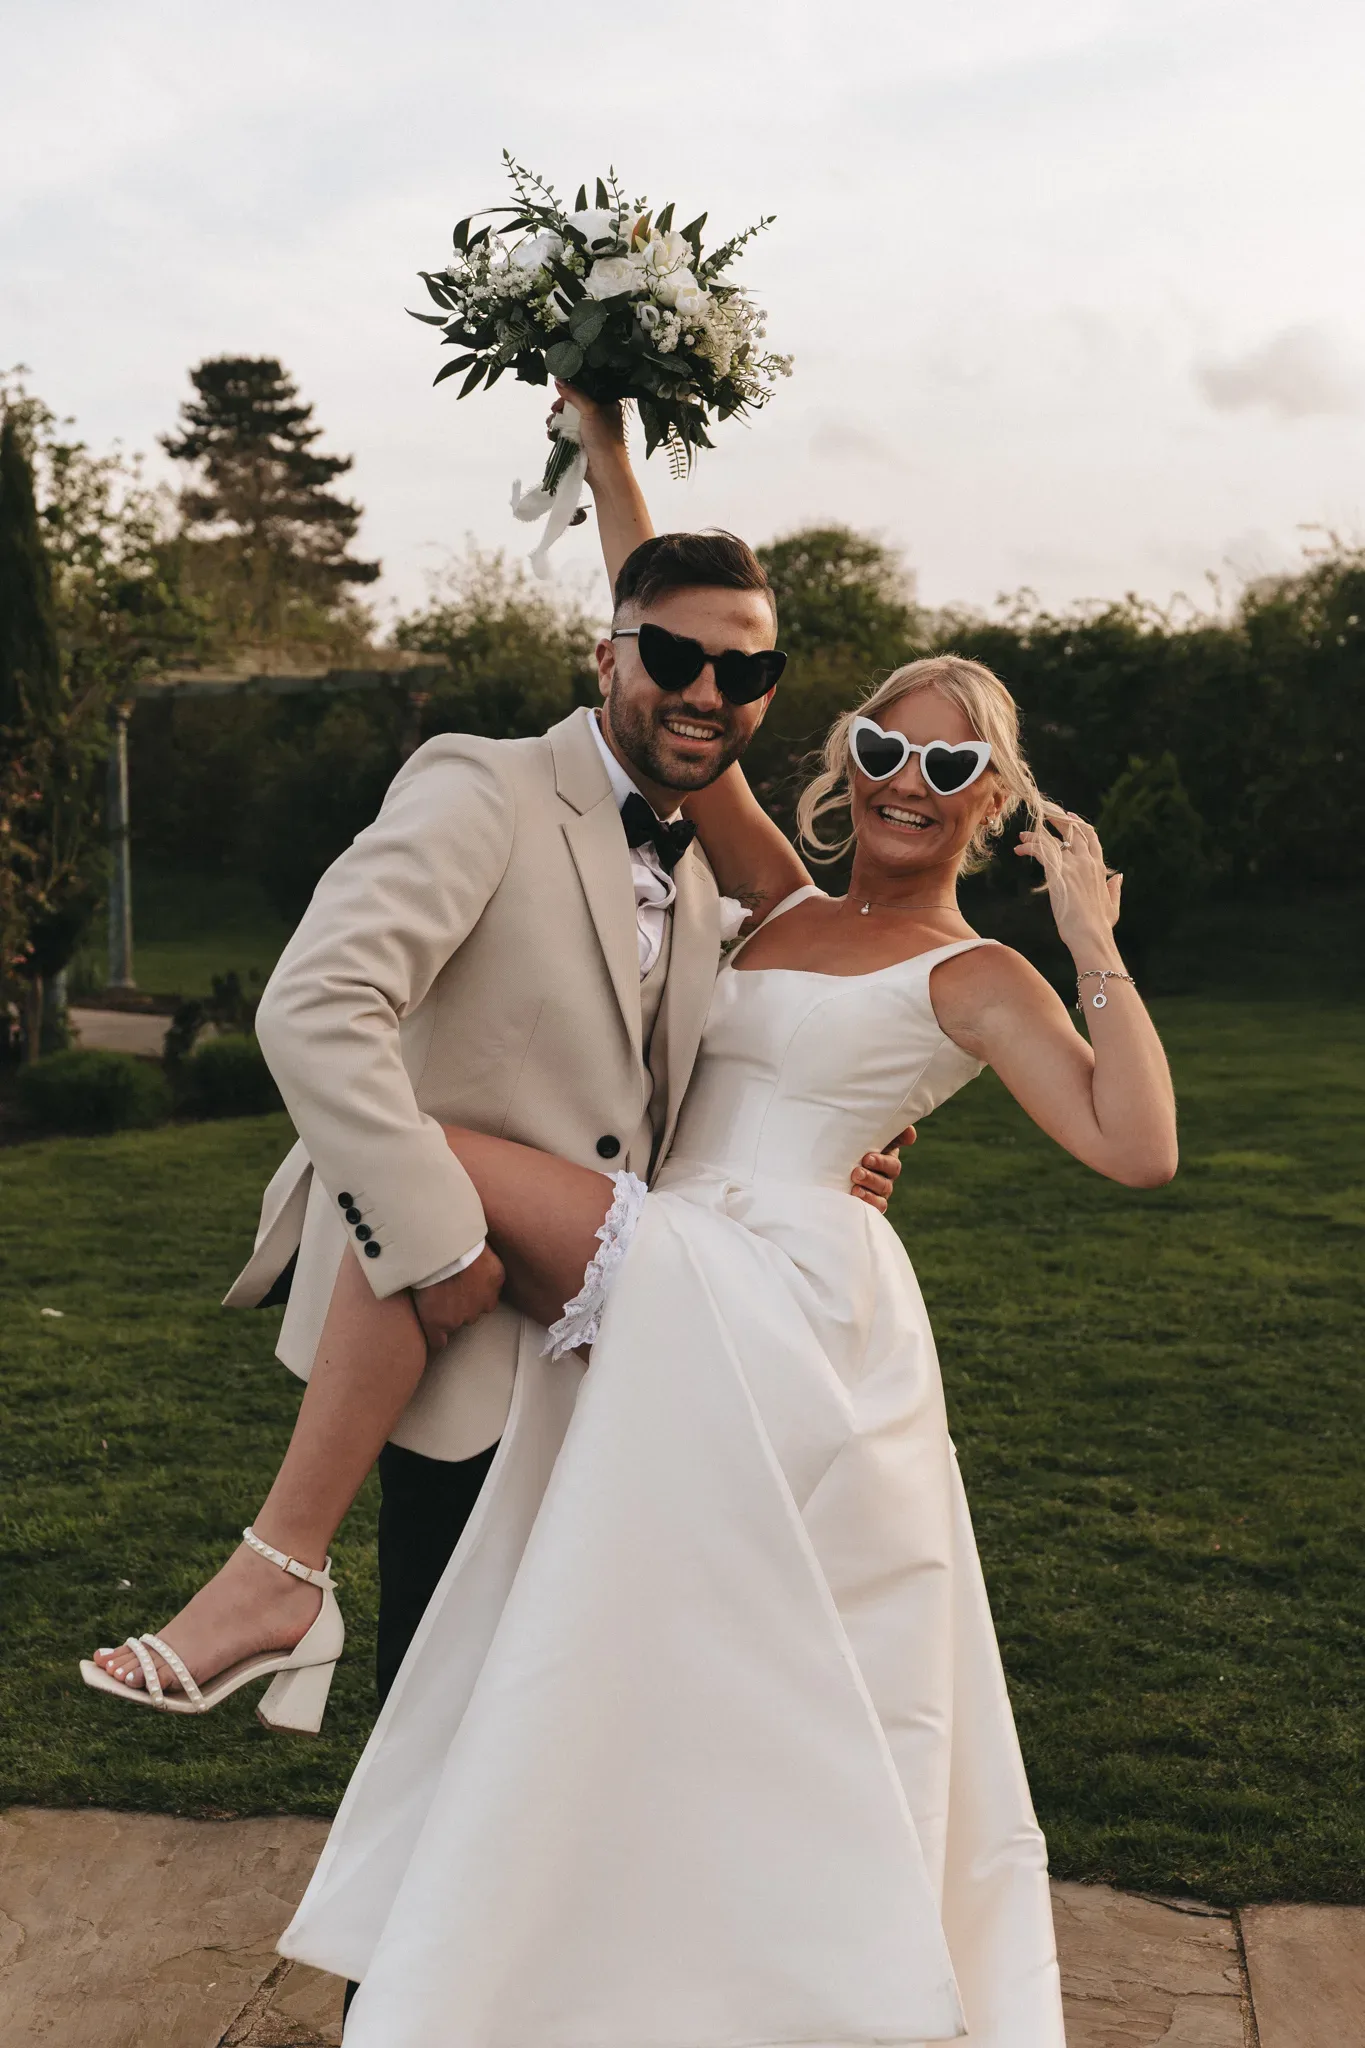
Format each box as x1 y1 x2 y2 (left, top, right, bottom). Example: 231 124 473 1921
178 1034 282 1119
17 1050 171 1134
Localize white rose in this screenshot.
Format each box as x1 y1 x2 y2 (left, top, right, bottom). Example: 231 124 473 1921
672 280 710 322
642 229 691 276
584 254 644 299
653 264 702 310
510 232 564 272
566 208 620 252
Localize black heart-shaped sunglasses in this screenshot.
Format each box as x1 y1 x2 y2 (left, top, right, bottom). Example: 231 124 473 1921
612 622 787 706
849 715 992 796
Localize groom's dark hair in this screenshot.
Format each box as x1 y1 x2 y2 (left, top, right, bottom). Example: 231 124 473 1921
613 531 776 625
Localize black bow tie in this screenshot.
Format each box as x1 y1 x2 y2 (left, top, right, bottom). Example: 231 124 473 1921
620 792 696 875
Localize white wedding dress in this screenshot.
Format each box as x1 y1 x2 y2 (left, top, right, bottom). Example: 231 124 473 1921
282 893 1066 2046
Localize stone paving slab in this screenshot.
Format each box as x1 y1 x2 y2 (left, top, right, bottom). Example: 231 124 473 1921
1241 1903 1365 2048
0 1808 336 2048
1051 1882 1248 2045
8 1805 1363 2046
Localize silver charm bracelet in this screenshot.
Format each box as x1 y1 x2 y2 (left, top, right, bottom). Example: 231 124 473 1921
1076 968 1136 1011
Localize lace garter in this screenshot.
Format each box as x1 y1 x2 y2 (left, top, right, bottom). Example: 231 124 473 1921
541 1171 649 1360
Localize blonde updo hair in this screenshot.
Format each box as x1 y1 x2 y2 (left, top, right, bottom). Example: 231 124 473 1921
796 654 1062 874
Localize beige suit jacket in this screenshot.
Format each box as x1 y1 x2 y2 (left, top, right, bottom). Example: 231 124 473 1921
224 706 721 1460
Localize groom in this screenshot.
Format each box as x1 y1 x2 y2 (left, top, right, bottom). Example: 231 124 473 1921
226 394 903 1715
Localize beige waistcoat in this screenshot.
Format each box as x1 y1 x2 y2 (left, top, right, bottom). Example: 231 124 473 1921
224 707 720 1460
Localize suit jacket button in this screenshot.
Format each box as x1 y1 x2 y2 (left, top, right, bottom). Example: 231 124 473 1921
364 1241 382 1259
355 1224 372 1241
596 1135 621 1159
338 1192 354 1208
345 1206 362 1224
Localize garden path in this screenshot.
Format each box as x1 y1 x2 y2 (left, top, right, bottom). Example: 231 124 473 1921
2 1807 1361 2046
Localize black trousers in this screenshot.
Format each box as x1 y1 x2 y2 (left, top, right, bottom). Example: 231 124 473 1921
342 1436 500 2030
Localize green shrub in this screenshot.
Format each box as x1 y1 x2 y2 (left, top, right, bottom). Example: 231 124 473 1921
17 1049 171 1133
179 1034 282 1118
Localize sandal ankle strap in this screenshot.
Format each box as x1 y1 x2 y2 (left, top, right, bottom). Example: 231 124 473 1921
242 1525 332 1588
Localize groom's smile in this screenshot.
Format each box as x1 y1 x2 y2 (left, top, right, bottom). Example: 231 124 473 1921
598 582 779 806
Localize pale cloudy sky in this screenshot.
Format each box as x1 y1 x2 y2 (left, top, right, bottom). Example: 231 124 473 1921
5 0 1364 625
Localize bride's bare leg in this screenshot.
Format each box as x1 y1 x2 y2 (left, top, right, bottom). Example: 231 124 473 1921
93 1134 616 1692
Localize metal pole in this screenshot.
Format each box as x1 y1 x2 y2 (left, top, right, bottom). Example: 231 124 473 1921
106 704 135 989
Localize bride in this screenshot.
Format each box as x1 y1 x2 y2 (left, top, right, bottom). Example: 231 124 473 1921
85 392 1176 2044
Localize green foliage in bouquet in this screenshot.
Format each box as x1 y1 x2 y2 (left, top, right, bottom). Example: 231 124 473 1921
411 153 792 485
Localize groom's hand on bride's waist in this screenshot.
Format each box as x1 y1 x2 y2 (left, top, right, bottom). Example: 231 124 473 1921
850 1128 916 1214
413 1247 507 1352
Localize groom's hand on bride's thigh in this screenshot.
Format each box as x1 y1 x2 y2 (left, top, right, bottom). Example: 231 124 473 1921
850 1128 916 1213
413 1247 507 1352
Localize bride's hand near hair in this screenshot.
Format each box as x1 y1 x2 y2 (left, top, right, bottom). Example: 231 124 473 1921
548 380 653 589
932 813 1177 1189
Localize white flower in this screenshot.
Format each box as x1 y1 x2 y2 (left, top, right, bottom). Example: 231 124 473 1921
717 896 750 945
584 254 645 299
672 279 710 322
566 208 620 252
641 228 691 277
653 264 704 312
510 231 564 272
635 301 662 333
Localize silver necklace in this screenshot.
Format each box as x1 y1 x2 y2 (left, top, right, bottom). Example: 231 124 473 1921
856 900 960 917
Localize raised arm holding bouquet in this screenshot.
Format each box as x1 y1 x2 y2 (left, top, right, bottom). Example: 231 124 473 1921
410 153 792 571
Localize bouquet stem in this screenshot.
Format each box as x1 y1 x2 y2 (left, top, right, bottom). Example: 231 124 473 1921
540 429 580 497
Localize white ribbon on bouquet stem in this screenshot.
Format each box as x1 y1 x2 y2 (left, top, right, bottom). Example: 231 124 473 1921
510 402 588 579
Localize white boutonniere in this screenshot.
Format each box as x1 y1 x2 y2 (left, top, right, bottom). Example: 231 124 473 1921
718 895 750 954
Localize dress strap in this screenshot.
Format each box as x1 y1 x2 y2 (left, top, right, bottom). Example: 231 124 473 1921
728 883 826 964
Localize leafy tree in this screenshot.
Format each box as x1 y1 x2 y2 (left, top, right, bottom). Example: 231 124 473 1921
0 413 61 726
0 372 204 1054
396 544 598 740
161 357 379 649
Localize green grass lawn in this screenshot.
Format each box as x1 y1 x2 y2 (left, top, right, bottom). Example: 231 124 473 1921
1 997 1362 1905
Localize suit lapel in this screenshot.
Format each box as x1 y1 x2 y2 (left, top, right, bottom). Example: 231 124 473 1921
562 803 643 1068
656 846 720 1158
551 709 642 1068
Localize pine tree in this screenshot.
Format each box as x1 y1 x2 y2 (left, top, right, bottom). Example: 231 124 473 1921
161 357 379 634
0 415 61 729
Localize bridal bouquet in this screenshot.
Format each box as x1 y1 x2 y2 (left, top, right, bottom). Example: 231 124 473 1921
410 153 792 571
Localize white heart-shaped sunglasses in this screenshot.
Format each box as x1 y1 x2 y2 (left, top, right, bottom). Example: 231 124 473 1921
848 715 992 796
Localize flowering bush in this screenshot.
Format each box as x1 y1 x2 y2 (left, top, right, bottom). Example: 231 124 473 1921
411 154 792 499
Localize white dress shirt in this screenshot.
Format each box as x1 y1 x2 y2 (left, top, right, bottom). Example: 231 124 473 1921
587 711 680 978
417 716 681 1291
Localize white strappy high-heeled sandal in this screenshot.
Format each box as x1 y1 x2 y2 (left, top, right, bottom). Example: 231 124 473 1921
79 1526 345 1734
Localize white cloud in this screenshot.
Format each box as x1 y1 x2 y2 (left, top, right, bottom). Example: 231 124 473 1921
1194 326 1362 420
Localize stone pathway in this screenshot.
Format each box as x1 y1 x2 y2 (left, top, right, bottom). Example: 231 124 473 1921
70 1006 171 1058
1 1807 1362 2046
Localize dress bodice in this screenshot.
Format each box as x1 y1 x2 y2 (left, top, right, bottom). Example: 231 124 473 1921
662 932 992 1196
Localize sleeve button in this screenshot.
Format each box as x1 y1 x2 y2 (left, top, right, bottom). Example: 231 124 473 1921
338 1192 354 1208
355 1224 372 1241
345 1207 362 1224
364 1241 382 1259
595 1135 621 1159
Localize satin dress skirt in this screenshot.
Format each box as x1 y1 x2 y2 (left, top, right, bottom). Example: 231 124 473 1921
282 1167 1065 2047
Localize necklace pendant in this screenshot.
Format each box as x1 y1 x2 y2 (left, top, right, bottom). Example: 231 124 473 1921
859 901 871 916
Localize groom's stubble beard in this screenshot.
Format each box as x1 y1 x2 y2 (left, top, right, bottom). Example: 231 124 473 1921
603 677 754 795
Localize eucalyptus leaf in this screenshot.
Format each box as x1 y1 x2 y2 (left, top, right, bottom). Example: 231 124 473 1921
655 202 675 233
433 357 469 386
544 340 585 380
407 309 448 326
458 361 489 397
595 176 610 208
575 184 588 210
418 272 455 309
452 218 471 251
568 300 609 343
484 363 506 389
